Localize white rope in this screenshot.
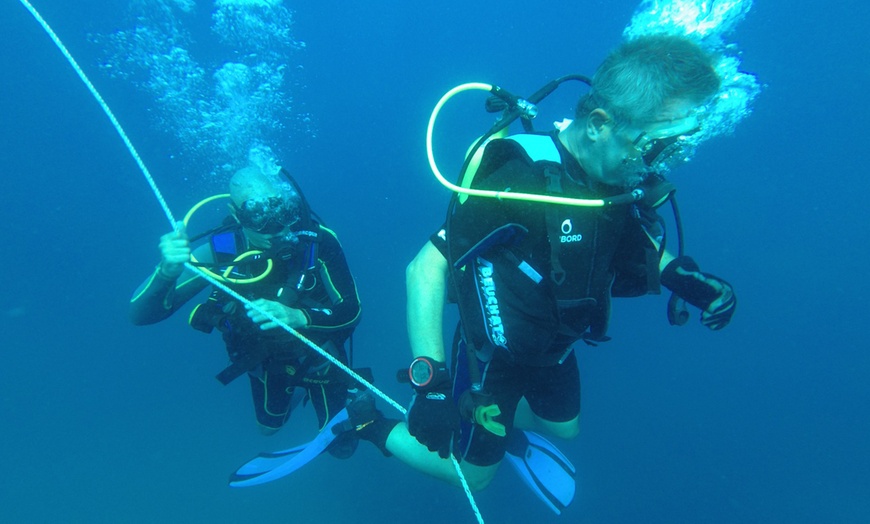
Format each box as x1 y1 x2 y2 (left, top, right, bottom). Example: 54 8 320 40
19 0 176 227
20 2 484 522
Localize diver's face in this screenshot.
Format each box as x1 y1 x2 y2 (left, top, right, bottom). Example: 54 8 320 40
230 193 298 249
595 99 701 188
243 228 284 249
596 126 649 189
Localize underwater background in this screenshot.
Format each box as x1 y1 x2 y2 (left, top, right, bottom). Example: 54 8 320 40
1 1 867 522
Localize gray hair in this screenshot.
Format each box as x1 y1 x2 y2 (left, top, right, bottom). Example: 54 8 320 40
577 35 721 124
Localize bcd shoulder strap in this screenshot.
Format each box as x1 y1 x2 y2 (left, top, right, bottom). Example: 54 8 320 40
506 134 568 286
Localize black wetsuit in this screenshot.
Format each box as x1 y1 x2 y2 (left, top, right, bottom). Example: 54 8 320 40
130 223 361 439
435 132 664 465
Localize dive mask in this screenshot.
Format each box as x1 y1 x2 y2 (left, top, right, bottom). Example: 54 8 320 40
630 113 702 172
234 196 299 234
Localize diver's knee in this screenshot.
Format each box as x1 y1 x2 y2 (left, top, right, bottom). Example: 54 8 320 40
459 462 499 492
557 423 580 440
466 475 495 492
541 417 580 440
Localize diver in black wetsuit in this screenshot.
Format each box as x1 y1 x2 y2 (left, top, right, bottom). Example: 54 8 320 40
344 35 738 494
130 165 362 457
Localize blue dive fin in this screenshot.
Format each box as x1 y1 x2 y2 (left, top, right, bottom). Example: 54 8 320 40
504 430 577 515
228 407 349 488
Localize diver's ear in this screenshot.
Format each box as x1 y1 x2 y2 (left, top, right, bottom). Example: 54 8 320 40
586 108 612 141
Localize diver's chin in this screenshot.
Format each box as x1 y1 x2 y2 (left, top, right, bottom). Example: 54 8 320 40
265 236 297 253
630 177 645 189
614 161 648 190
619 174 645 191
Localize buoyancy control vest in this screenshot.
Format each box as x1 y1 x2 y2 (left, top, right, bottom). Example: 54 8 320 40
189 221 336 384
450 133 667 366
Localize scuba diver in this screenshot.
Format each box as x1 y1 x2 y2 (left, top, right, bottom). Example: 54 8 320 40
339 34 738 500
130 165 362 459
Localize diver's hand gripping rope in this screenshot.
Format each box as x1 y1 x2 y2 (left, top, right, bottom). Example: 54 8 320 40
191 263 406 414
20 3 483 522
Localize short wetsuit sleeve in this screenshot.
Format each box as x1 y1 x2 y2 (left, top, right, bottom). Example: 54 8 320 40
429 226 449 258
301 225 362 331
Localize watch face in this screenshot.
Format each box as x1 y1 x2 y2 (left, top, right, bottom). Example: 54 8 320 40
410 358 433 387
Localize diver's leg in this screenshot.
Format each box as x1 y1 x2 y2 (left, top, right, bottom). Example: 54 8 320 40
513 350 581 439
514 398 580 439
249 361 293 436
383 423 500 491
380 352 521 491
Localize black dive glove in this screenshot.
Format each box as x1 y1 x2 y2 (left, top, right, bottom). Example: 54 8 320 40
407 357 460 459
661 256 737 330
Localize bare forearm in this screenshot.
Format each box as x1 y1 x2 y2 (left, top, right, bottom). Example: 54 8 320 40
406 242 448 361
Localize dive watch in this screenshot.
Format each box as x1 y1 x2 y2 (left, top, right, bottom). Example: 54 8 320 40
408 357 437 388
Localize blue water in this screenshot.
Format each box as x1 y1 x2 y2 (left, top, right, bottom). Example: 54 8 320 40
1 1 868 523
